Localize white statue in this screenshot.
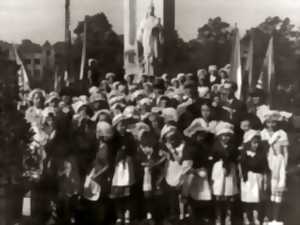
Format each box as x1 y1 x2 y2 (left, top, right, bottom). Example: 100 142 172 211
137 1 164 75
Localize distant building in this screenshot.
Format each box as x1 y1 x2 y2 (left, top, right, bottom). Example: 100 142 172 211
16 39 55 82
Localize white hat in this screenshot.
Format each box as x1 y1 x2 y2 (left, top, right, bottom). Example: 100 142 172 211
28 88 46 102
110 103 126 112
108 95 126 107
89 93 106 103
112 81 121 90
215 121 234 136
105 72 116 80
261 110 282 123
133 122 151 140
79 95 89 103
243 129 261 143
45 94 60 105
161 125 178 140
162 107 178 123
139 98 152 106
177 73 185 80
208 65 217 71
131 90 146 102
112 114 127 126
123 105 140 120
124 73 135 80
96 121 114 138
88 58 97 66
89 86 100 95
92 109 111 122
184 119 212 137
198 86 210 98
72 101 88 114
161 73 170 81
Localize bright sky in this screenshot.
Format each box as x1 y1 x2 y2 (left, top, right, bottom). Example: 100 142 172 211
1 0 300 44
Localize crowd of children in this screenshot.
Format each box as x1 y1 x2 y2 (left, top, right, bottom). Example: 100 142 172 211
18 65 293 225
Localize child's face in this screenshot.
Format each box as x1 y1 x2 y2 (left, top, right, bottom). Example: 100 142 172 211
159 99 169 108
45 115 55 127
194 132 206 143
166 133 181 148
33 93 44 108
49 99 59 108
240 120 251 132
116 121 126 135
250 137 260 152
149 115 160 130
98 114 110 123
201 104 211 120
79 106 89 118
220 133 231 145
64 162 72 176
93 101 101 111
212 96 220 107
265 119 277 131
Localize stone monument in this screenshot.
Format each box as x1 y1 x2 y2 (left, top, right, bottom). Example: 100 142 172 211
124 0 175 77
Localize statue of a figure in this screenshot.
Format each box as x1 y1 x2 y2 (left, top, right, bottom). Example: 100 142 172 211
137 2 164 76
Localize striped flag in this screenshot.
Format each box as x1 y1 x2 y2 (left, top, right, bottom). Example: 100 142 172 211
256 36 275 107
229 26 242 99
79 19 87 80
13 45 30 92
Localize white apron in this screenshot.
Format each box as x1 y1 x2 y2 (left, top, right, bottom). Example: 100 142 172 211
212 160 239 197
112 157 135 187
188 168 212 201
241 171 264 203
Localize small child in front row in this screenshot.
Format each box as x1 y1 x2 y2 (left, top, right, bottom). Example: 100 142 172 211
240 130 269 225
211 122 239 225
136 129 166 223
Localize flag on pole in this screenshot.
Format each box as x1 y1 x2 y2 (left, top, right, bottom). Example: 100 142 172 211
79 19 87 80
256 36 275 107
64 70 70 87
13 45 30 92
54 69 61 92
242 32 254 100
229 26 243 99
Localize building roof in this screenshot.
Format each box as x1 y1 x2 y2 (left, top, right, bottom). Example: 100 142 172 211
18 39 42 54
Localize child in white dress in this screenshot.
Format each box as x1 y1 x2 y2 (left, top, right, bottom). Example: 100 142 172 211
240 130 269 225
211 122 239 225
260 111 288 224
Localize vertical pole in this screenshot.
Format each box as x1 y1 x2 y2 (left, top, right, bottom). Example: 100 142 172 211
65 0 71 83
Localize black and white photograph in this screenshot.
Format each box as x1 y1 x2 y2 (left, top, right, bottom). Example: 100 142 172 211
1 1 300 225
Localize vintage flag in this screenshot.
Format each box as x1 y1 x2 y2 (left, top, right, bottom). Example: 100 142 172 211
13 45 30 92
79 20 87 80
64 70 70 87
229 27 242 99
242 32 254 99
54 69 61 92
256 36 275 107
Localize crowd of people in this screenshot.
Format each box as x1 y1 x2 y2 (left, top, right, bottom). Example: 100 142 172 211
17 65 293 225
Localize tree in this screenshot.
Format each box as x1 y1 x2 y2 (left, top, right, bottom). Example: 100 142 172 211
188 17 234 71
73 13 124 81
242 17 300 85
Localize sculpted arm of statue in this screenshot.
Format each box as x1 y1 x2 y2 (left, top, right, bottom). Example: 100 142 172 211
137 20 144 44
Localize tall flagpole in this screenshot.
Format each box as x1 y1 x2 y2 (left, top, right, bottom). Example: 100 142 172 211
79 17 87 80
65 0 71 85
